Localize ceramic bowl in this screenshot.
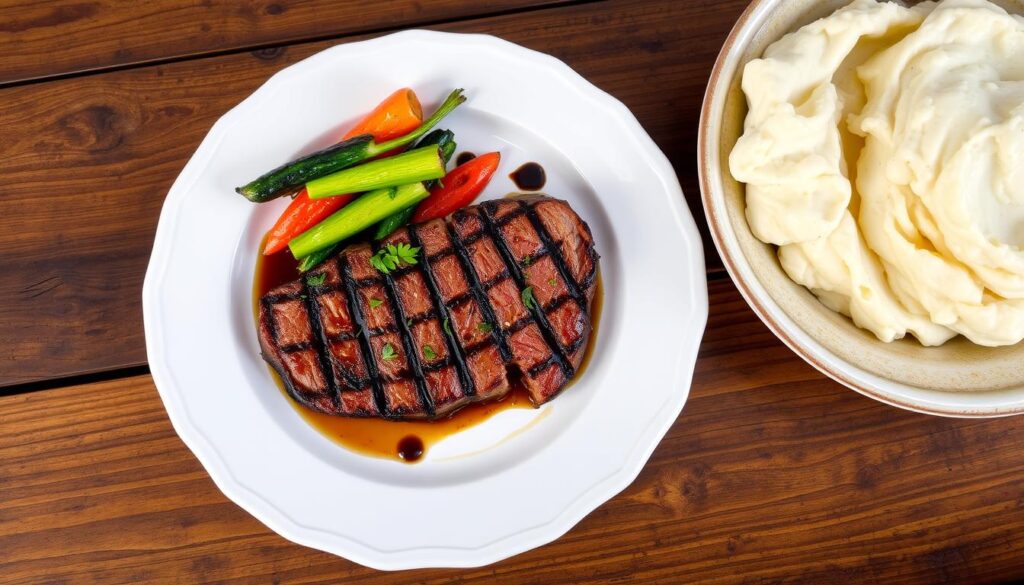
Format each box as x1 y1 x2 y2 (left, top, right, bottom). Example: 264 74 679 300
698 0 1024 417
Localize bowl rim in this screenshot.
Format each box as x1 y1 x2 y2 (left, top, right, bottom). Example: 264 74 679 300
697 0 1024 419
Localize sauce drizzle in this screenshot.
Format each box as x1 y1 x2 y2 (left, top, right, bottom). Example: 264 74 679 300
509 162 547 191
397 436 425 462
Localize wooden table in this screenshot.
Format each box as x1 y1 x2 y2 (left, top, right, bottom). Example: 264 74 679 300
3 1 1023 582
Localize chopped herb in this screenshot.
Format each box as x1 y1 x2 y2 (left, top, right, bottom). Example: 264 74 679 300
299 294 308 300
306 273 326 286
370 243 421 274
369 298 383 309
369 254 388 273
521 254 532 267
422 345 437 360
477 322 493 333
386 186 398 200
407 318 413 329
548 277 558 286
443 317 452 336
521 286 536 310
381 343 397 361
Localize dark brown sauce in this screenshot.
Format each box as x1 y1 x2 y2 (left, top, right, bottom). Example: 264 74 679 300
287 381 534 462
573 270 603 388
397 435 424 462
455 151 476 166
252 243 304 320
509 162 546 191
253 233 603 463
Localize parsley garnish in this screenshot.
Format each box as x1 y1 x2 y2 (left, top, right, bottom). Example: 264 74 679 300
381 343 397 361
370 243 421 274
422 345 437 360
406 318 413 329
548 277 558 286
369 298 383 309
477 322 493 333
521 286 536 310
521 254 532 268
306 273 326 286
443 317 452 336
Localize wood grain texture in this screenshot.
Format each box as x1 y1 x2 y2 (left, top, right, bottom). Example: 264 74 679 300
1 278 1022 584
0 0 738 386
0 0 578 85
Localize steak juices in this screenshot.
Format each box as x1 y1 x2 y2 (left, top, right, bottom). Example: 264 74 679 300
258 195 599 421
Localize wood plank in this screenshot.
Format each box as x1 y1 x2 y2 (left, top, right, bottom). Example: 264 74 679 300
2 278 1023 583
0 0 578 85
0 0 738 386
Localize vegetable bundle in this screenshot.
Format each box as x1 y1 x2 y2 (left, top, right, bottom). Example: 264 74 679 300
236 89 465 203
238 87 503 273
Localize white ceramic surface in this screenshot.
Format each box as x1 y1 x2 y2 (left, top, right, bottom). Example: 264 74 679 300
699 0 1024 417
143 30 708 570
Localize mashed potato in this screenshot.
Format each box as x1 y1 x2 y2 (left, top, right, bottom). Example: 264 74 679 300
729 0 1024 346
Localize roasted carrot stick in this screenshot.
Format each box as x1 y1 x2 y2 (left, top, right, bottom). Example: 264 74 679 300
346 88 422 141
262 88 423 255
262 189 357 255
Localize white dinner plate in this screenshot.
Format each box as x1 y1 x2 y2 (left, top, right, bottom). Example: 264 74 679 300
143 30 707 570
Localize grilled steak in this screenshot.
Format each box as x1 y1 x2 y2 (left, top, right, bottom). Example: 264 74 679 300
258 194 599 420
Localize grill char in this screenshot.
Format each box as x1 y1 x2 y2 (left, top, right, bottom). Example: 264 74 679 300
258 194 599 420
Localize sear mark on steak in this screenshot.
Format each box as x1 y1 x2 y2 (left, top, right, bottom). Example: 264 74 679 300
258 194 600 421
